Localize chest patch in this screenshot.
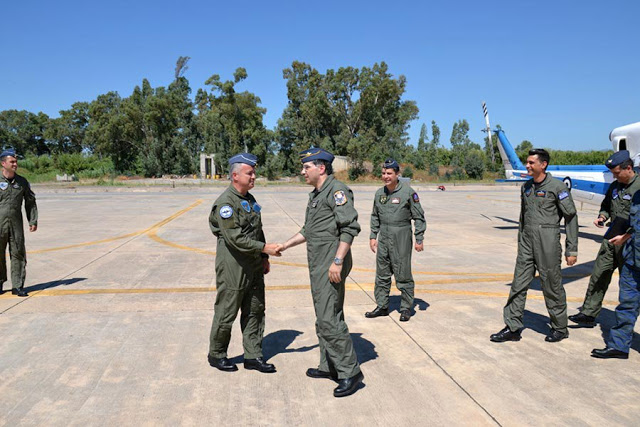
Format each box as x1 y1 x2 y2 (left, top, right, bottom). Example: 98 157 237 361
334 190 347 206
311 200 318 208
0 182 7 191
412 192 420 203
524 187 532 196
253 202 261 212
391 197 401 204
558 191 569 200
623 194 632 201
613 189 619 199
219 205 233 219
536 190 546 197
379 195 388 204
241 200 251 212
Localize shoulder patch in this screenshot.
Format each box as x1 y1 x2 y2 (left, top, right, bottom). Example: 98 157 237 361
412 192 420 203
219 205 233 219
334 190 347 206
558 191 569 200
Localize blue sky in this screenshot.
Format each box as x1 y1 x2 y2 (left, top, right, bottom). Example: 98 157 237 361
2 0 639 151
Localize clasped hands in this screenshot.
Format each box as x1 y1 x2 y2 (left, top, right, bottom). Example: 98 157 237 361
263 243 286 257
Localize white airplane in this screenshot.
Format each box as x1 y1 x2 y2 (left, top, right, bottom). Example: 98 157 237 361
483 102 640 206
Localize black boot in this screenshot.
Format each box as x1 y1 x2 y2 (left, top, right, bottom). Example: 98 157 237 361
208 355 238 372
591 347 629 359
333 372 364 397
490 326 522 342
365 307 389 318
244 357 276 373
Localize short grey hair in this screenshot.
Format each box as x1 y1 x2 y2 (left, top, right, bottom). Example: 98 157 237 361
228 162 243 180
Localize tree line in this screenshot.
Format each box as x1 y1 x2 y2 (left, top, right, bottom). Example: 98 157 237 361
0 57 612 180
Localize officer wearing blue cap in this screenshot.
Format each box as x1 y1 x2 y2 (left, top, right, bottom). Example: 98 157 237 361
366 158 426 321
278 147 364 397
570 150 640 327
0 149 37 297
593 189 640 359
207 152 281 373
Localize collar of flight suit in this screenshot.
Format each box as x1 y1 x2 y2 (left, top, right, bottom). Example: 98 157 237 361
533 172 553 188
228 184 250 200
384 180 403 195
313 174 336 197
620 172 638 189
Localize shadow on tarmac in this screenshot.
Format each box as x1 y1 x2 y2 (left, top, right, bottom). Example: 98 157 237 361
523 310 553 336
26 277 86 292
388 296 430 315
262 329 318 360
351 333 378 365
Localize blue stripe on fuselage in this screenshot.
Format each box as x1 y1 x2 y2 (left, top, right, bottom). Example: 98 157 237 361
545 165 609 172
567 177 609 195
510 170 610 195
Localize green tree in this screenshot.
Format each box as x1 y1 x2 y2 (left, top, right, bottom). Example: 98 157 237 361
276 61 418 175
45 102 89 154
196 68 273 174
465 148 486 179
0 109 50 155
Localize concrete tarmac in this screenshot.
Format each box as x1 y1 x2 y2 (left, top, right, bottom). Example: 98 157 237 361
0 183 638 426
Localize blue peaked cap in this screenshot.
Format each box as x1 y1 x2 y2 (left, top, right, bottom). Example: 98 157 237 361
228 153 258 167
606 150 630 169
383 158 399 169
299 147 334 163
0 149 17 158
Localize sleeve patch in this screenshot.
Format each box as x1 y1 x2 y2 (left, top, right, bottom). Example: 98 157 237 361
558 191 569 200
412 192 420 203
219 205 233 219
334 190 347 206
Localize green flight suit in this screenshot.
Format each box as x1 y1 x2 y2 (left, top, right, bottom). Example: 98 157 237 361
300 175 361 379
208 185 268 359
370 182 426 311
504 173 578 334
0 173 37 291
580 173 640 318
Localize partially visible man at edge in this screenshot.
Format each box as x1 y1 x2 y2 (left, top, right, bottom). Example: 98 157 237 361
0 149 38 297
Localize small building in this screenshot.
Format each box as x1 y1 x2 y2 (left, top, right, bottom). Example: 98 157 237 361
200 154 218 179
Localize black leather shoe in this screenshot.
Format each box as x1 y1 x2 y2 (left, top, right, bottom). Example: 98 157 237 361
365 307 389 318
11 288 28 297
545 329 569 342
306 368 338 380
208 355 238 372
244 357 276 373
333 371 364 397
490 326 521 342
591 347 629 359
568 312 596 327
399 310 411 322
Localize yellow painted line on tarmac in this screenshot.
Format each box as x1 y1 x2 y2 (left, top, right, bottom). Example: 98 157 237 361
1 284 620 307
28 200 204 254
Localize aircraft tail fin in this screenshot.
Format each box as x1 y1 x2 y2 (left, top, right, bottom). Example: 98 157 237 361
495 129 525 171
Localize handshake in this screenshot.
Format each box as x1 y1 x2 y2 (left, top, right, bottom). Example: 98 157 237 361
263 243 286 257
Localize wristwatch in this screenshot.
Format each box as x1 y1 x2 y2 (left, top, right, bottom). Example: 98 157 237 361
334 257 343 266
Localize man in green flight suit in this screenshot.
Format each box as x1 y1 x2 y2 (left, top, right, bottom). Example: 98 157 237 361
365 158 426 322
491 149 578 343
279 148 364 398
207 153 282 373
0 149 38 297
569 150 640 327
